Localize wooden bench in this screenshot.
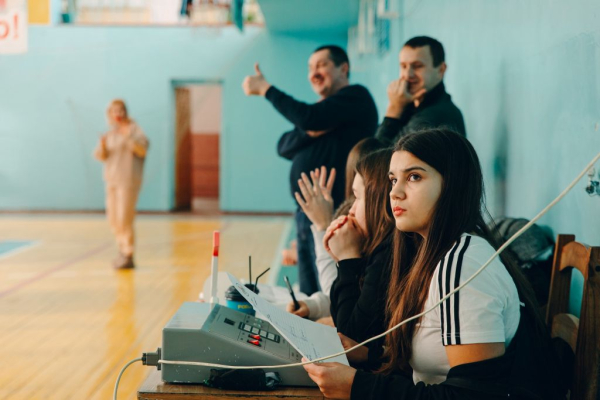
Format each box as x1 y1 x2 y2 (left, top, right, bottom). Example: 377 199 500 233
138 369 325 400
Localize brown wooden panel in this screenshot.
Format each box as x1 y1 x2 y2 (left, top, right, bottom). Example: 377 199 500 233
191 133 219 199
546 234 600 400
560 241 591 279
546 234 575 325
175 88 192 210
192 133 220 166
138 369 324 399
573 245 600 400
551 313 579 352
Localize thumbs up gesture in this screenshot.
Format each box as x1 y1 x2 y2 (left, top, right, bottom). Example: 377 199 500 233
242 63 272 96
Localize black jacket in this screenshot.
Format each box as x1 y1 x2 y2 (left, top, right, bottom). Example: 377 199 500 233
330 237 392 368
268 84 378 207
375 82 466 145
351 310 567 400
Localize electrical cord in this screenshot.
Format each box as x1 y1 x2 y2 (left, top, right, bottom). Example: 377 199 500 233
113 357 142 400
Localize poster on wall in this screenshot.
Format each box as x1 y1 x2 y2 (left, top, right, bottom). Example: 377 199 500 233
28 0 51 25
0 0 28 54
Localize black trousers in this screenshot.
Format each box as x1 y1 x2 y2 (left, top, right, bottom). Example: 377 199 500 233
294 209 320 296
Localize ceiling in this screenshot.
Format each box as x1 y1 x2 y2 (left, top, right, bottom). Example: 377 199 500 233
257 0 360 34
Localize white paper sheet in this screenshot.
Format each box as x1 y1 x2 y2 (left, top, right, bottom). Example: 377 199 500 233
227 273 349 365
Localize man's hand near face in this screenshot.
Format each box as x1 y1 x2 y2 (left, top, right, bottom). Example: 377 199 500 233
305 129 328 138
242 63 272 96
385 78 427 118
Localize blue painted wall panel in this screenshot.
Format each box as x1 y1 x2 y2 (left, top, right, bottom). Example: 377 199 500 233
0 26 345 212
352 0 600 315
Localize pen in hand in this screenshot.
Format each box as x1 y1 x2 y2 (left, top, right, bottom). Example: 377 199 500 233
284 276 301 311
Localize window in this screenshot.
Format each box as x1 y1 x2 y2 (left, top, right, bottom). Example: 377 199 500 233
65 0 263 26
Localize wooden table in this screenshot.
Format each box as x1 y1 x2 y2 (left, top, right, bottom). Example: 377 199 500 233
138 370 325 400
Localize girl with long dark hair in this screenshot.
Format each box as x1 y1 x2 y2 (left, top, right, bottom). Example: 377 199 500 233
304 129 563 399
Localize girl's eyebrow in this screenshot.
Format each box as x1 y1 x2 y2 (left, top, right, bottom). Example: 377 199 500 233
402 166 427 173
389 166 427 176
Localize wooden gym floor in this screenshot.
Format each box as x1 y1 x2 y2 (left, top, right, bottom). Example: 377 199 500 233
0 213 291 400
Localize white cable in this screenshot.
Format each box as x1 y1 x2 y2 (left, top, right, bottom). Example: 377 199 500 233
157 150 600 371
113 357 142 400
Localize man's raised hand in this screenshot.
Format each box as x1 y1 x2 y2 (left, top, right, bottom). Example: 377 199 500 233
242 63 272 96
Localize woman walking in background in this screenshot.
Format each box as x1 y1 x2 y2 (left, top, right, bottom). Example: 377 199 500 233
94 99 149 270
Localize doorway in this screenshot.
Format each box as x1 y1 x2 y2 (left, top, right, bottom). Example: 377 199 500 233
173 83 222 212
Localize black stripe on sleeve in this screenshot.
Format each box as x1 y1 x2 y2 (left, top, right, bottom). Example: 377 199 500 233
437 253 448 342
441 238 461 345
452 235 471 345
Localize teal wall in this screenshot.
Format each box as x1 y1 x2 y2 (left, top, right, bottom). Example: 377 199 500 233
0 26 344 212
2 1 598 312
351 0 600 314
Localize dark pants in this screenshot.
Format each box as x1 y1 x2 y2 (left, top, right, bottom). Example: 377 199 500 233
295 208 320 296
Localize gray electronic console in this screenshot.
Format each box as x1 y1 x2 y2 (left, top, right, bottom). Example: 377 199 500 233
162 302 316 387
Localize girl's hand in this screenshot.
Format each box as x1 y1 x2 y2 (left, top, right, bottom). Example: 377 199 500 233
316 316 335 327
313 166 336 204
303 358 356 400
323 216 348 261
295 168 336 231
338 333 369 364
327 217 363 261
286 300 309 318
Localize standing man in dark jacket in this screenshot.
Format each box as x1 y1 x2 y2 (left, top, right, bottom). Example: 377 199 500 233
376 36 466 145
242 45 378 295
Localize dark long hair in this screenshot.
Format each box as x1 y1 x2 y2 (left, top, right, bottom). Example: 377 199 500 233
382 129 545 373
354 148 395 256
345 138 386 199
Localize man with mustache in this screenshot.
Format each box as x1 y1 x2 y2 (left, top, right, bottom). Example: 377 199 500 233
243 45 378 296
376 36 466 144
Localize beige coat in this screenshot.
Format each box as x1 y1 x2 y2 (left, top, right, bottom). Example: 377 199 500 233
93 122 149 257
93 122 149 187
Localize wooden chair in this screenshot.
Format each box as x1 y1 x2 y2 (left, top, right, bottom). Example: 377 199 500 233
545 234 600 400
